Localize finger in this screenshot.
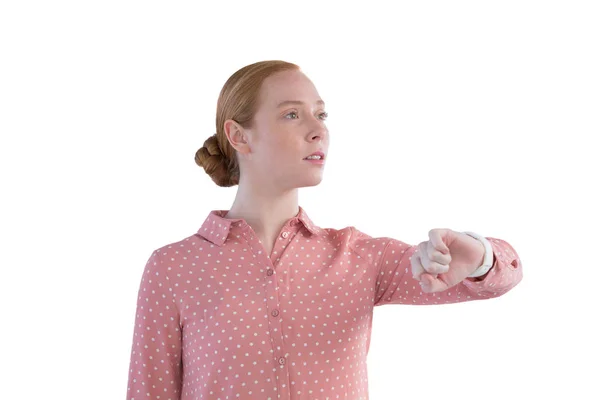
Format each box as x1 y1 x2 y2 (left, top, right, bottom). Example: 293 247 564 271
419 272 435 292
427 239 452 266
426 240 451 272
421 272 451 293
410 250 435 292
429 229 450 254
410 246 426 280
419 242 449 275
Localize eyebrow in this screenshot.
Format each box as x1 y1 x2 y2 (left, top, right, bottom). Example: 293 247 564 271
276 99 325 108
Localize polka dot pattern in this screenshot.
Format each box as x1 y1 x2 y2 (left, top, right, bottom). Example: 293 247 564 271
126 206 523 399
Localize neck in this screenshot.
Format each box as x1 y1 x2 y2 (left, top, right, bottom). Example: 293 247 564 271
224 179 300 239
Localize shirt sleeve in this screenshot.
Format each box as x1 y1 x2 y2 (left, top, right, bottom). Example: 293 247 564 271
350 227 523 306
126 250 183 400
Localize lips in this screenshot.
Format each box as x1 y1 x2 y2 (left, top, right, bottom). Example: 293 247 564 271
303 151 325 160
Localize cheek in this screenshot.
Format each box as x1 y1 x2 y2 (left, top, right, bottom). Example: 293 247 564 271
255 141 290 167
270 137 301 159
256 127 302 165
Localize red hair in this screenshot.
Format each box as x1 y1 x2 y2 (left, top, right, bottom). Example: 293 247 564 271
194 60 300 187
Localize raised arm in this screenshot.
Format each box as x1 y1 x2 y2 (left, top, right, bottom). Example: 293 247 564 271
350 227 523 306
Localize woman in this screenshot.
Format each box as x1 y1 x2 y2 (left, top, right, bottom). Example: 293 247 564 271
125 60 523 400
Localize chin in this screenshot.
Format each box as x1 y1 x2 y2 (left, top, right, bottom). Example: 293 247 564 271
278 170 324 190
298 175 324 188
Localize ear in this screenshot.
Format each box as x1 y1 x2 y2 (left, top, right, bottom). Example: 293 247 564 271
223 119 251 155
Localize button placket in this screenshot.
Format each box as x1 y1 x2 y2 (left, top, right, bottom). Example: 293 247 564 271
241 222 293 398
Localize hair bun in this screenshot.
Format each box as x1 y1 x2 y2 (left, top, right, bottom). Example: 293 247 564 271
195 134 236 187
203 134 223 156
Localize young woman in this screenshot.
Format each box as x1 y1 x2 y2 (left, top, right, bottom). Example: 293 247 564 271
125 60 523 400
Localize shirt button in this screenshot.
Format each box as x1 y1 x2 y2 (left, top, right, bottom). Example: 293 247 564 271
271 309 279 317
278 357 286 365
266 268 274 276
281 231 289 238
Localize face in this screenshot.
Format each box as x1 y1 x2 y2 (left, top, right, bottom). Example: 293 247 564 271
225 69 329 192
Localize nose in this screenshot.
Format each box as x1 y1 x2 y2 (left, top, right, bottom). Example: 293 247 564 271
308 118 328 142
310 129 327 142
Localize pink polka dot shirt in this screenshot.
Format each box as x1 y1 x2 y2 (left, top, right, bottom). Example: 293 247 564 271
126 206 523 399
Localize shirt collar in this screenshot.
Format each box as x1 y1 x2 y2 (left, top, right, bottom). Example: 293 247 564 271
196 205 324 246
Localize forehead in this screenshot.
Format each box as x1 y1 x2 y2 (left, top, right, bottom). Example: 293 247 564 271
259 70 320 108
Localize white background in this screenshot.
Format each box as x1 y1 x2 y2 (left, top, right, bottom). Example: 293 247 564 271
1 1 598 399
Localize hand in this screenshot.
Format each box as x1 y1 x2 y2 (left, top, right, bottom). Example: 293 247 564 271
410 228 486 293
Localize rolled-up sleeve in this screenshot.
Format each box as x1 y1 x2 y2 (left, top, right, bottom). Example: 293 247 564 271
126 250 183 400
350 227 523 306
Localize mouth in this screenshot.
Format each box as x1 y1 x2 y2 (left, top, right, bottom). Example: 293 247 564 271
303 151 325 161
303 156 325 165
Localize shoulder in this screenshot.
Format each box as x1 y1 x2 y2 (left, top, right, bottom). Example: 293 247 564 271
145 233 203 269
316 226 395 261
343 226 414 263
321 225 392 243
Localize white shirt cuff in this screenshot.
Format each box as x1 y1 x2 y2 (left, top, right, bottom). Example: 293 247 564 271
462 231 494 278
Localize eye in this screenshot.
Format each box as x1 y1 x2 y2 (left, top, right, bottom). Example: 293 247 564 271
284 111 329 120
